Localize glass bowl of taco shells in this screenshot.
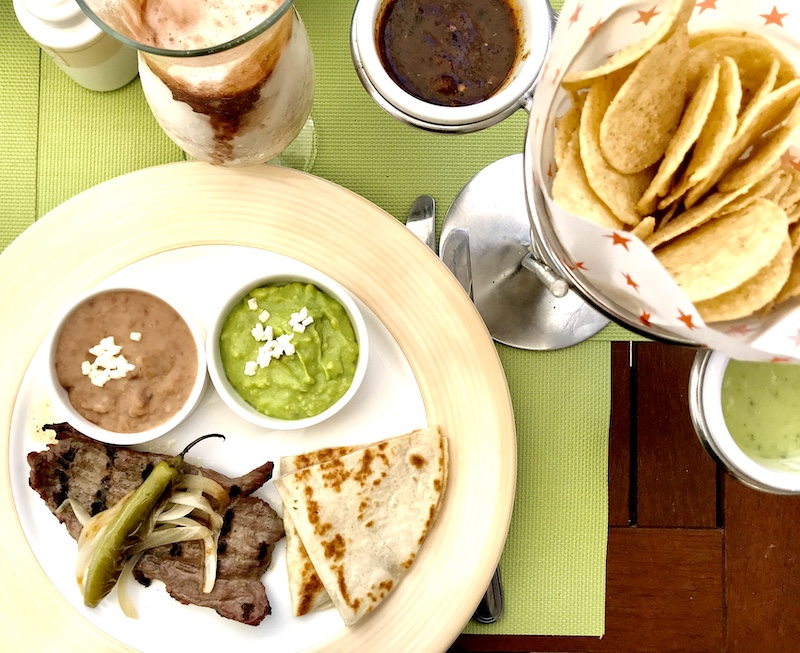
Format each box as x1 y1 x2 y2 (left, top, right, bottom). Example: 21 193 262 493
523 0 800 359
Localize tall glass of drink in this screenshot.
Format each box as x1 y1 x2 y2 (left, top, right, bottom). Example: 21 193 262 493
77 0 316 168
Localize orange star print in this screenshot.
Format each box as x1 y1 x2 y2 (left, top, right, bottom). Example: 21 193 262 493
606 232 632 250
761 5 788 26
634 6 660 26
588 18 603 35
622 273 640 291
728 324 755 337
696 0 717 13
561 258 588 271
678 309 697 329
569 3 583 27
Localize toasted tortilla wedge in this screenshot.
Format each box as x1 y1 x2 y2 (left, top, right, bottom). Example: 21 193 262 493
274 427 448 626
280 445 362 617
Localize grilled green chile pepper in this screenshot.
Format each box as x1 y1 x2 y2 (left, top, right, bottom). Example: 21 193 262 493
82 433 225 608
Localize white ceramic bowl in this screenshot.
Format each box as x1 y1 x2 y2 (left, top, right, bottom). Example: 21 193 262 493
46 286 208 446
689 350 800 494
206 271 369 430
351 0 553 132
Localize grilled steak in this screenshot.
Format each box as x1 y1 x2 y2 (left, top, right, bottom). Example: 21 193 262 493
27 423 285 626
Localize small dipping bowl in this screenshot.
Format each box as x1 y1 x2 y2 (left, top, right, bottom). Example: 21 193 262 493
690 350 800 494
351 0 553 133
46 287 208 446
206 271 369 430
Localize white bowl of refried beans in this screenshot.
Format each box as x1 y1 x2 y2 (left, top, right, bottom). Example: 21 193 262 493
46 287 208 445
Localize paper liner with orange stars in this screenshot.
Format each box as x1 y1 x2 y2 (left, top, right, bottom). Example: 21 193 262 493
527 0 800 363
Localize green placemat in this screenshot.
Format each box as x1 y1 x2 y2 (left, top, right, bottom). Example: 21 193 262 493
463 339 609 636
0 7 38 247
36 60 183 217
1 0 615 638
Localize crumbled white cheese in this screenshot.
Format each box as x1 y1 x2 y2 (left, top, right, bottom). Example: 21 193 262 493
243 305 307 373
247 297 259 310
88 336 121 358
274 333 296 357
81 336 136 387
255 333 295 369
289 307 314 333
255 343 273 368
251 323 274 342
129 332 142 342
246 332 296 371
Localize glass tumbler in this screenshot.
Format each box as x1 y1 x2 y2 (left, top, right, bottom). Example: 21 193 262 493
77 0 316 167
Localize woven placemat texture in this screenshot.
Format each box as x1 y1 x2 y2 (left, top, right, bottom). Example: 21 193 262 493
0 9 39 249
2 0 608 637
36 58 183 217
463 339 609 635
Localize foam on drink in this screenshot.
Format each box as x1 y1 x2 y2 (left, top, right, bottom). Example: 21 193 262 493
138 0 279 50
93 0 315 166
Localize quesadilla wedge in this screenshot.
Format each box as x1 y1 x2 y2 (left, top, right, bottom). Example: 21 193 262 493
274 426 448 626
280 445 362 617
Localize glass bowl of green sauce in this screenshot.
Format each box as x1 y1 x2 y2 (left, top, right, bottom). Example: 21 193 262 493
690 350 800 494
207 270 369 430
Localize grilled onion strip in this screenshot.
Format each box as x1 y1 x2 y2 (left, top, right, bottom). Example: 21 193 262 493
74 473 228 618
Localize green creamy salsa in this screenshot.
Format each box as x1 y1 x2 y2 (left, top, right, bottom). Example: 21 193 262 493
722 360 800 460
220 282 359 420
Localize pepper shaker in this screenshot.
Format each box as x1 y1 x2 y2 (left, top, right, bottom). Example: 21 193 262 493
13 0 138 92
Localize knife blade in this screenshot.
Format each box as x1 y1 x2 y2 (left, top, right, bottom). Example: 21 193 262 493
405 195 436 252
440 227 473 300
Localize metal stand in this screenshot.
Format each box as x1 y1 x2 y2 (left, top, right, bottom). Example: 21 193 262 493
440 153 608 350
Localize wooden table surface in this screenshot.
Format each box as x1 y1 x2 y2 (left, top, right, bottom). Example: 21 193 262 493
450 340 800 653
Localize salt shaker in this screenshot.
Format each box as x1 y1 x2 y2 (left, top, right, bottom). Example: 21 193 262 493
13 0 138 92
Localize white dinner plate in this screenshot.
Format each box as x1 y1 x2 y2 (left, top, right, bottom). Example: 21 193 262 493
0 162 516 653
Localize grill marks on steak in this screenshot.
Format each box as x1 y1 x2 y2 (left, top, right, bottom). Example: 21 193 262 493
28 423 274 538
27 423 284 626
135 496 285 625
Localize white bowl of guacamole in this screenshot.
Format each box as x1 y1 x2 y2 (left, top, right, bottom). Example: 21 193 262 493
690 350 800 494
207 270 368 430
